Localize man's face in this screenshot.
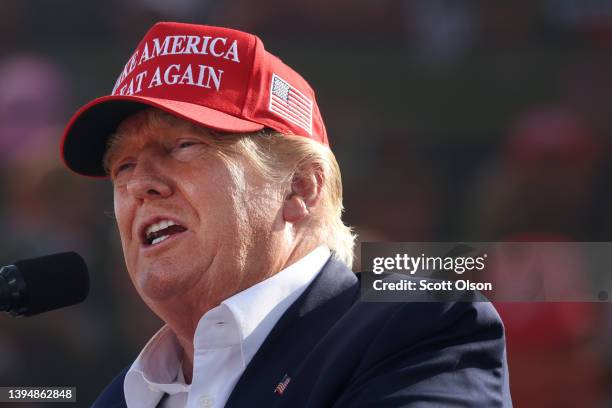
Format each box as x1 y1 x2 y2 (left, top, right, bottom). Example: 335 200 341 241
107 114 286 311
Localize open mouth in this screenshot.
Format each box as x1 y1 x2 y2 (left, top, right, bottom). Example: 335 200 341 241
143 220 188 246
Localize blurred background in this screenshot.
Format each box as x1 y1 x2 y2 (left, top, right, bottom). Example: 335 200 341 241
0 0 611 406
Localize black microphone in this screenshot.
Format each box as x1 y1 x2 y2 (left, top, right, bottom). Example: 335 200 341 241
0 252 89 317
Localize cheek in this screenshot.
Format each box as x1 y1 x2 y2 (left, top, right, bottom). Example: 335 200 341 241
184 163 239 218
244 186 284 234
113 191 134 249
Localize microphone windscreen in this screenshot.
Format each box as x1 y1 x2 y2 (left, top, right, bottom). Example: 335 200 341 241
15 252 90 316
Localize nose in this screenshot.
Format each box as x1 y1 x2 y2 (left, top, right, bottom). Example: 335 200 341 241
125 150 172 201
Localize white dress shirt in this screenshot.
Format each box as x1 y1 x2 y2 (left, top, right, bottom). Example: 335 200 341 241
124 245 331 408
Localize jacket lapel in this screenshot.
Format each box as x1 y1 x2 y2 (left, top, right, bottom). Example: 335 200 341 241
225 258 358 407
92 366 129 408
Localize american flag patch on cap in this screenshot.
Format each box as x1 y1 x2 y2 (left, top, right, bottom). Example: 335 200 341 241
269 74 313 135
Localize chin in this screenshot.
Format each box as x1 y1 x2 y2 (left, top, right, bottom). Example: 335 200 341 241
134 264 192 302
138 277 180 301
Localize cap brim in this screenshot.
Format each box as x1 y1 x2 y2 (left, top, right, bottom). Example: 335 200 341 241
61 95 265 177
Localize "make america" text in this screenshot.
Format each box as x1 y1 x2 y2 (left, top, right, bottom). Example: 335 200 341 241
112 35 240 95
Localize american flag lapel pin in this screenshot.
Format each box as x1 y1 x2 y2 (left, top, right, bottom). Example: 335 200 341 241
274 374 292 395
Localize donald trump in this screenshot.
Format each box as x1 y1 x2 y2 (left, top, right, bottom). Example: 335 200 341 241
60 22 511 407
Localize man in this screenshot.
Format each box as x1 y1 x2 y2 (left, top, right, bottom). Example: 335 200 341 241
60 22 511 407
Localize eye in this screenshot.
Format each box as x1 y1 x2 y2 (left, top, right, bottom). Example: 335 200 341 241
178 140 197 149
174 139 202 150
112 161 135 178
171 138 206 162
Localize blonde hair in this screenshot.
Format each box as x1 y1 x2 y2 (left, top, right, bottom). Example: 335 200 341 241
104 108 356 267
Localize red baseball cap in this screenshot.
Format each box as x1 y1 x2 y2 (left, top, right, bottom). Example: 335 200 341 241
60 22 328 177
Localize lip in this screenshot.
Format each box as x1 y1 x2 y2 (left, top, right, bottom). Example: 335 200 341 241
136 215 189 246
139 229 190 255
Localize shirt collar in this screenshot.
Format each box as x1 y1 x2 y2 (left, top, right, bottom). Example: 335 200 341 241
124 325 187 407
220 244 330 363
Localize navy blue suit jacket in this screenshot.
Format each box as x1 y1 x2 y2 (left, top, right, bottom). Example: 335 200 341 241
93 259 512 407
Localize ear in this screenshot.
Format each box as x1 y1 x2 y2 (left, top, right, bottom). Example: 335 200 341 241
283 165 324 224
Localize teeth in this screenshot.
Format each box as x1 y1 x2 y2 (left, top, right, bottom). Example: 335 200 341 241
151 235 170 245
146 219 177 237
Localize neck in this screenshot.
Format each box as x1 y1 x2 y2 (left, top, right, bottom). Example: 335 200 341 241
150 239 321 385
180 339 194 384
